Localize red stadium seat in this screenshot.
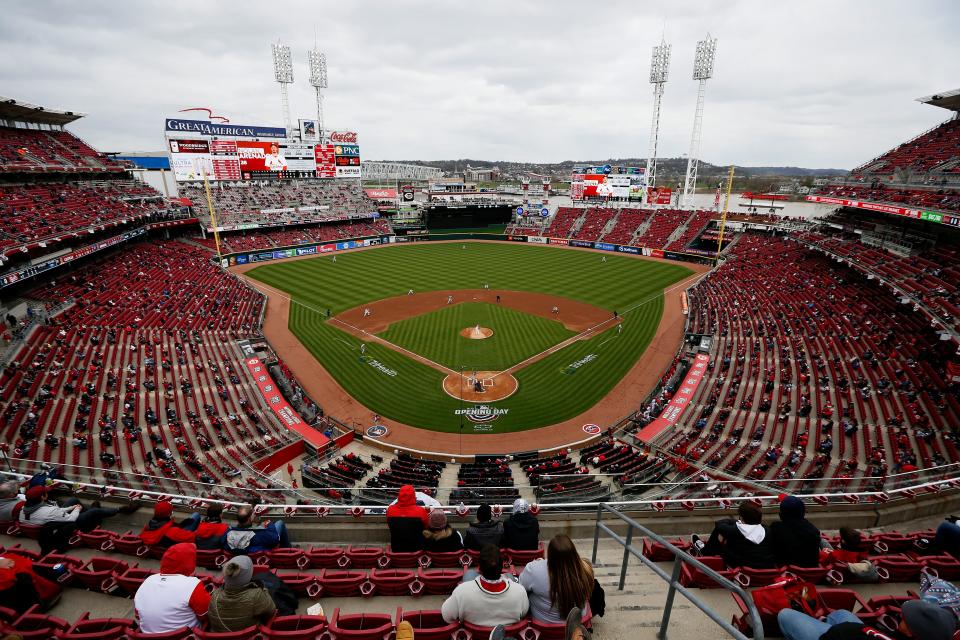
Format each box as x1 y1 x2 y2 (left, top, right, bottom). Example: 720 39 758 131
71 557 128 593
399 610 460 640
259 615 327 640
61 613 135 639
327 608 393 640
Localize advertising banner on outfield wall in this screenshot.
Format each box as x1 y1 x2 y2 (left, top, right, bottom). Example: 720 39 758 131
528 236 548 244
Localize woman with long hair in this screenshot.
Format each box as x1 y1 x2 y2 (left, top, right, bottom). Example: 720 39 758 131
519 533 594 623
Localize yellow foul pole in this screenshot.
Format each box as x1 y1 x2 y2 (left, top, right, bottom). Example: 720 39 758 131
202 172 223 263
715 165 735 266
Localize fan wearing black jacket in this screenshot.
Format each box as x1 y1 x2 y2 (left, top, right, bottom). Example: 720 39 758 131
769 496 822 568
502 499 540 551
464 504 504 551
698 502 776 569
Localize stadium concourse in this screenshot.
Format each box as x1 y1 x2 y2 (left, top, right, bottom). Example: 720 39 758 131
0 90 959 639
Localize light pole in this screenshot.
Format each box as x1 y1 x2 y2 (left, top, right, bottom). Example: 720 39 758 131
459 366 465 458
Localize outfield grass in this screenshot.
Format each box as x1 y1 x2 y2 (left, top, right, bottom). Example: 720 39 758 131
247 242 692 433
379 302 575 371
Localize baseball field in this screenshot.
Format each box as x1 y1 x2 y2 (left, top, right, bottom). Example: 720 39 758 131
245 242 693 434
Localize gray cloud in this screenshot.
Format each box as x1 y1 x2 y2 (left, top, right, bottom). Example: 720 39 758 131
1 0 957 168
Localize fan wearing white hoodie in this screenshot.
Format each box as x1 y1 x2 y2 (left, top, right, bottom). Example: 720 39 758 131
699 502 776 568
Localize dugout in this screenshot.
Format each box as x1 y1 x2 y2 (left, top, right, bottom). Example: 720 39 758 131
424 203 512 230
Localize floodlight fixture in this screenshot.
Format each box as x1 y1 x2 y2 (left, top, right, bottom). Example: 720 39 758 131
649 41 671 84
272 42 294 84
692 35 717 80
308 49 328 89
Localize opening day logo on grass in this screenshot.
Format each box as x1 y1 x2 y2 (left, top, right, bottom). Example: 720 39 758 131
361 357 397 377
455 405 509 423
563 353 598 375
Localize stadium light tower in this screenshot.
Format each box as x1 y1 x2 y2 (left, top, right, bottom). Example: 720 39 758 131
272 41 294 136
681 34 718 209
308 49 328 136
646 38 671 192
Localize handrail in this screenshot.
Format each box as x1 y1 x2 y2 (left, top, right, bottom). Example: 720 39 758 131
591 503 763 640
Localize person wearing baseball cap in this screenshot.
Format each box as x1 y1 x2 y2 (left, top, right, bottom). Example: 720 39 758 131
19 485 122 531
778 598 956 639
207 556 276 632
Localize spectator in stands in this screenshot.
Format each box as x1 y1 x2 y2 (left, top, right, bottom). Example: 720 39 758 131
503 499 540 551
769 496 821 568
139 501 201 548
0 549 61 614
520 534 594 623
423 509 464 553
223 505 290 555
0 481 24 521
441 544 529 627
18 485 122 531
386 484 430 552
194 504 230 550
207 556 276 633
820 527 868 565
778 599 955 640
695 502 775 568
134 543 210 634
933 516 960 557
464 503 504 551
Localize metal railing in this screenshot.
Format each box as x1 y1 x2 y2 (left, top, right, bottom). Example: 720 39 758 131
591 503 763 640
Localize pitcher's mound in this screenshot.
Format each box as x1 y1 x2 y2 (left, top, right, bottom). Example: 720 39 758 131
460 326 493 340
442 370 517 402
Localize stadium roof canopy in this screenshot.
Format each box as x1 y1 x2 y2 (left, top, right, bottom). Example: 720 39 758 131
0 96 85 126
916 88 960 113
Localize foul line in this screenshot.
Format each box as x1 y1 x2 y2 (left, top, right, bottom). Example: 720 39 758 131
493 270 708 380
242 277 458 376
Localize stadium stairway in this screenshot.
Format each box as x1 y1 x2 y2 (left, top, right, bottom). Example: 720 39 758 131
628 215 655 245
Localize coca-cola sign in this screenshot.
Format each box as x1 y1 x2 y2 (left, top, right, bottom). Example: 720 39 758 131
329 131 358 143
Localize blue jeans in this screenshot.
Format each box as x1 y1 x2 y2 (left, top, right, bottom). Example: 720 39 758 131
935 521 960 556
270 521 291 548
778 609 862 640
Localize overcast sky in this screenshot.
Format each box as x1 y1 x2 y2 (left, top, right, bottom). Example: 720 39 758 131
1 0 957 168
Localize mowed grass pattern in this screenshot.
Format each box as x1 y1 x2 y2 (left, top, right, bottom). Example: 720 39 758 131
247 242 692 433
379 302 575 372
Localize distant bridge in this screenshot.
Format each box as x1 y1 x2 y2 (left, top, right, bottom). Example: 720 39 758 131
361 161 443 181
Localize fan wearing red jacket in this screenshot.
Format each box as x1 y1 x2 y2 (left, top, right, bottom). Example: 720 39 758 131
386 484 430 552
134 543 210 634
194 503 230 550
139 501 200 547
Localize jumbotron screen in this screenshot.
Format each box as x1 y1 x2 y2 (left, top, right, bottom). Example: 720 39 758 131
165 117 360 182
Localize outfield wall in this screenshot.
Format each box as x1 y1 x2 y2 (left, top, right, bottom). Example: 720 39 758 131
218 231 716 267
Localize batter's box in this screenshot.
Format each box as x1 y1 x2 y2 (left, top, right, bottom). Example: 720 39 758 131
482 378 494 388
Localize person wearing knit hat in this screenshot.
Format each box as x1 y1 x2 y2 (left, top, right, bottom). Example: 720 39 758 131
423 509 464 553
464 503 504 552
769 496 822 568
503 499 540 551
779 598 956 640
139 501 201 548
207 556 276 633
